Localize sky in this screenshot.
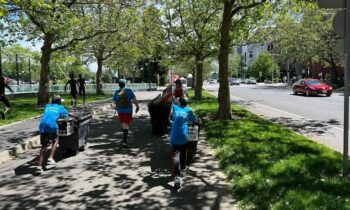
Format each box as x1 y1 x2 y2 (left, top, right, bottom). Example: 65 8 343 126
16 39 98 72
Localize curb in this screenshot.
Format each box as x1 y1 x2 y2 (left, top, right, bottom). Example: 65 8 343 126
0 103 112 165
0 136 40 164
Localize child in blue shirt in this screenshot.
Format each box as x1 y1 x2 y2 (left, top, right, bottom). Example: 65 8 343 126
36 95 69 175
170 97 197 187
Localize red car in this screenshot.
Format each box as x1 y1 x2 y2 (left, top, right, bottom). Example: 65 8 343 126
292 79 333 97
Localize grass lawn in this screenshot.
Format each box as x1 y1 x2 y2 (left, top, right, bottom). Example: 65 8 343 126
189 91 350 210
0 94 111 126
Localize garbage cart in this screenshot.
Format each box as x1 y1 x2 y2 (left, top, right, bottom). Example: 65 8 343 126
187 119 202 164
58 110 92 156
148 102 172 135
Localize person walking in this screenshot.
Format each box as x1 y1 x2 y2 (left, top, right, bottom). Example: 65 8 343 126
0 76 14 119
170 97 197 188
65 73 79 106
113 79 139 147
36 95 69 175
77 74 86 101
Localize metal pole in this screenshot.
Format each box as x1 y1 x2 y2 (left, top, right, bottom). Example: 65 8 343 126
28 59 31 85
0 45 2 77
16 54 19 85
148 61 152 91
343 0 350 177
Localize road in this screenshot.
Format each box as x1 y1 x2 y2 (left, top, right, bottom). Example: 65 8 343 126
204 83 346 153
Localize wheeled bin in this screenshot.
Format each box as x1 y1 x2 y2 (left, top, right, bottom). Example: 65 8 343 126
148 102 172 135
187 120 201 163
58 110 92 155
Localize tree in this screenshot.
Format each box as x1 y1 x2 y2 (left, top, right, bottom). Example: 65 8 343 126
1 1 122 105
250 52 278 81
164 0 221 99
218 0 274 119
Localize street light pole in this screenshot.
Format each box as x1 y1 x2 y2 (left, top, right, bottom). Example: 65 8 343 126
16 54 19 85
0 44 2 77
28 59 31 85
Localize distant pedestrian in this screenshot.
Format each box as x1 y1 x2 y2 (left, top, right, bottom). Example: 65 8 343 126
0 76 14 119
77 74 86 100
112 79 139 147
172 79 189 99
65 73 78 106
170 97 197 188
36 95 69 175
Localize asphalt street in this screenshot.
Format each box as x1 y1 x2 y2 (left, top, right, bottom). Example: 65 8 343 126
204 83 347 153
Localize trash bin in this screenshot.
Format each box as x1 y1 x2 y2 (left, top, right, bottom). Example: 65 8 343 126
148 102 171 135
58 110 92 155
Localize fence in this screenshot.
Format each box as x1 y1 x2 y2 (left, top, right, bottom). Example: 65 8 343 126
5 83 157 95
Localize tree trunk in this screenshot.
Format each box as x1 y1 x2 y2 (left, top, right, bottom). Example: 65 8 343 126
217 2 232 120
96 57 104 95
37 34 54 106
194 56 203 99
330 55 339 84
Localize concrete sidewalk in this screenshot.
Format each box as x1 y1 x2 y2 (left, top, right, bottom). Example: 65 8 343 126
0 96 236 210
0 91 163 164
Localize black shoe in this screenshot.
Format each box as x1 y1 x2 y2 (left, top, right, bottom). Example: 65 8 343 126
0 111 5 119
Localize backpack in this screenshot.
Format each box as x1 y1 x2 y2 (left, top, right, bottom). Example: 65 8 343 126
117 90 129 108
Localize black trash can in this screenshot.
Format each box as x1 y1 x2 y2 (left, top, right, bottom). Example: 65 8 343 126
148 102 171 135
58 110 92 155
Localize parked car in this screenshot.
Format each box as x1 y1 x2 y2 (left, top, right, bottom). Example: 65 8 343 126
247 77 257 84
241 78 248 84
292 78 332 97
230 78 241 85
209 79 217 84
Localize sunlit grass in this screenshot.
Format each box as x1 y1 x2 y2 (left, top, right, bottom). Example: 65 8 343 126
189 90 350 210
0 94 111 126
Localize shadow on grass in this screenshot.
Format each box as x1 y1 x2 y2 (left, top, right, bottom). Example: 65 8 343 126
190 95 350 210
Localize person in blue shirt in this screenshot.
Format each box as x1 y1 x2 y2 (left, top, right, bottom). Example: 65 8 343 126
113 79 139 147
36 95 69 175
170 97 197 187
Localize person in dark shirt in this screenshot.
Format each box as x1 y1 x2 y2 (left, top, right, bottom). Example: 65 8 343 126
77 74 86 100
65 73 78 106
0 76 14 119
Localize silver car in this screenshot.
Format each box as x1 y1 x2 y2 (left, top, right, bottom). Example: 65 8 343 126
247 77 257 84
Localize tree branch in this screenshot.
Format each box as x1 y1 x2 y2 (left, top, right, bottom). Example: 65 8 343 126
231 0 266 18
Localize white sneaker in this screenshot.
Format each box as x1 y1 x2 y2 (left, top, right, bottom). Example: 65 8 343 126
47 158 56 168
35 166 44 175
174 176 182 188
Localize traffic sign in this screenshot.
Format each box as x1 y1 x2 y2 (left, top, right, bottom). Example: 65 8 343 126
333 10 346 38
318 0 345 8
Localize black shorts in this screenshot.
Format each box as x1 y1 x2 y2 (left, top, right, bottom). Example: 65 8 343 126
0 95 10 107
70 90 78 98
40 133 58 146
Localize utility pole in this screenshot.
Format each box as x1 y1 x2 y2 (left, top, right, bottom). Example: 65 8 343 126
16 54 19 85
28 59 31 85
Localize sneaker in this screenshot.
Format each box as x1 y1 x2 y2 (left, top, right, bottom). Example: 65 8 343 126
122 142 128 148
35 166 44 175
174 176 182 188
46 158 56 168
0 111 4 120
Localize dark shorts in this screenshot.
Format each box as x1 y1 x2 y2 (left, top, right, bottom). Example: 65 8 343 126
40 133 58 146
0 95 10 107
70 90 78 98
118 113 133 124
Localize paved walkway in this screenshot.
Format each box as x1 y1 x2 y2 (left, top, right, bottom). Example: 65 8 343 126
0 91 163 153
0 97 237 210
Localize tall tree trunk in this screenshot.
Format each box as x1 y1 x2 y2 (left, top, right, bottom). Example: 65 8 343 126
330 54 339 84
96 57 104 95
218 2 232 120
37 34 54 106
191 68 195 89
194 55 203 99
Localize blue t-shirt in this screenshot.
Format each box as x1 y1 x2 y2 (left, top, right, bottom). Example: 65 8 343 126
39 104 69 134
112 88 136 114
170 105 197 145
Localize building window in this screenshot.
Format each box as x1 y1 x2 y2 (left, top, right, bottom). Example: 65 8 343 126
249 51 253 58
